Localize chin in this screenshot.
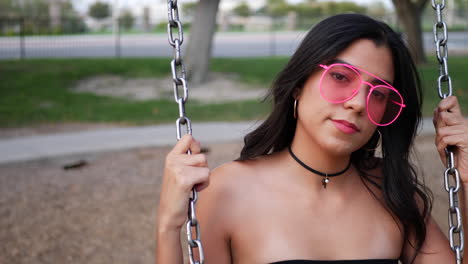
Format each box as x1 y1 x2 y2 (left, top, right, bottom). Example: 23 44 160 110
321 139 361 156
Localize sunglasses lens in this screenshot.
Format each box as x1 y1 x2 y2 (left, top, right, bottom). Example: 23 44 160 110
320 65 404 126
321 65 360 102
367 86 404 126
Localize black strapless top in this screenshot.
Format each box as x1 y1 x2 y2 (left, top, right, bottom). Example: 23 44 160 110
270 259 398 264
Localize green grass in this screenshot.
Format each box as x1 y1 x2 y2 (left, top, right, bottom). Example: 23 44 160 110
0 57 466 127
418 56 468 116
0 58 279 127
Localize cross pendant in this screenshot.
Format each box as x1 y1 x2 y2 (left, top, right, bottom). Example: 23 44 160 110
322 177 330 189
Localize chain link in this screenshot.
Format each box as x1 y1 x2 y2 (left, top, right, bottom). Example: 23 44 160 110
167 1 204 263
432 0 446 9
432 3 463 263
433 2 452 98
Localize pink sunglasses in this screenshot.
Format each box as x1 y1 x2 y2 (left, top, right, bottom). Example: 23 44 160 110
319 63 406 126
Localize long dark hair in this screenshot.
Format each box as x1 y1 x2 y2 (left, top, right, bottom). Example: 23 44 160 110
238 14 432 263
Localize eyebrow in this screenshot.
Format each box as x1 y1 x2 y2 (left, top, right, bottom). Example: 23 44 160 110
328 58 394 86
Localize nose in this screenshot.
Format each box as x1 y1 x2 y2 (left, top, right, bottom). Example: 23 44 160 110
343 83 368 114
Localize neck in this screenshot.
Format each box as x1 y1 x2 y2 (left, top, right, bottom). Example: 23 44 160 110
289 137 355 191
290 140 351 173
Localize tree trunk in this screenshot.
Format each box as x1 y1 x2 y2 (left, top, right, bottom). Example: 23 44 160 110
392 0 428 64
184 0 221 86
48 0 61 29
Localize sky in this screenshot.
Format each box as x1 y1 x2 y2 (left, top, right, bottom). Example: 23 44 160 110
72 0 393 22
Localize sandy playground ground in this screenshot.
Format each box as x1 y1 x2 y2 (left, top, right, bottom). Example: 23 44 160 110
0 133 457 263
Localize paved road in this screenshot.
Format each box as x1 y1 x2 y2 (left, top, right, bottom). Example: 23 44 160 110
0 119 437 164
0 31 467 59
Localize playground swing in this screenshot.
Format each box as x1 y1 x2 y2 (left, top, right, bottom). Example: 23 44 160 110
165 0 464 263
431 0 464 263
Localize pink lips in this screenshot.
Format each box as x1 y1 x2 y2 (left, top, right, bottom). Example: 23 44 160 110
332 120 360 134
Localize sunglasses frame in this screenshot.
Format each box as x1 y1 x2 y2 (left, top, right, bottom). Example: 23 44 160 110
319 63 406 126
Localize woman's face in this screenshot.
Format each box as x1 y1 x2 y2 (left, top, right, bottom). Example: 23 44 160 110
296 38 395 155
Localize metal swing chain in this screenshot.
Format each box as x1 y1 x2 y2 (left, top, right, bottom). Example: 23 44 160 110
167 1 205 263
432 1 464 263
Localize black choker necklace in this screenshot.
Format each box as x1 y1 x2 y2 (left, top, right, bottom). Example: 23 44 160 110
288 145 351 189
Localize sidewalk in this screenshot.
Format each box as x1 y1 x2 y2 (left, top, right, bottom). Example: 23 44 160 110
0 121 260 164
0 119 435 164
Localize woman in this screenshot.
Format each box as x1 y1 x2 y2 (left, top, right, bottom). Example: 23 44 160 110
157 14 468 263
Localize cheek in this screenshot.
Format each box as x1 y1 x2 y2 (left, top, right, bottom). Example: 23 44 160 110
298 98 333 124
299 83 331 117
299 74 322 100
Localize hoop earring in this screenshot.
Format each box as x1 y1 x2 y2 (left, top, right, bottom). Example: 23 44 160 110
294 99 298 119
365 129 382 151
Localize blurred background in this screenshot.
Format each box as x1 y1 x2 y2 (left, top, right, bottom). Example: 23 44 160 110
0 1 467 263
0 0 467 128
0 0 467 59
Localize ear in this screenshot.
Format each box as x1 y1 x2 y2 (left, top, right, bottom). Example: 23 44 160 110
293 88 302 100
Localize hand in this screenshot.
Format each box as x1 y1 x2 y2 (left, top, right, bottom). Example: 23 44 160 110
433 96 468 183
157 134 210 232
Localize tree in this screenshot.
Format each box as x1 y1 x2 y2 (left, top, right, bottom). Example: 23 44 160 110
454 0 467 17
368 1 388 18
265 0 292 17
293 2 322 17
0 0 84 34
16 0 49 18
0 0 17 16
143 6 150 32
232 2 251 17
184 0 221 86
391 0 429 64
119 9 134 30
291 1 322 29
88 1 111 20
62 1 79 17
321 1 367 16
181 2 198 20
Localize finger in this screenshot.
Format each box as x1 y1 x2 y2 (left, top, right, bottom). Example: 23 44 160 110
191 167 210 189
183 153 208 167
171 134 195 155
436 124 468 138
434 110 461 130
171 166 210 192
438 111 465 127
433 107 439 127
437 148 447 168
437 96 462 115
436 134 462 156
433 110 447 130
189 138 202 155
435 135 448 167
195 180 210 192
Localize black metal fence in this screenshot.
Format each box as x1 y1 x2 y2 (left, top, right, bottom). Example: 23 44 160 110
0 13 466 59
0 16 128 59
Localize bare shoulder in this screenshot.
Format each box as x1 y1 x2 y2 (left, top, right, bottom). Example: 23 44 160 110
196 158 267 245
211 159 258 186
202 158 265 203
197 158 264 220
